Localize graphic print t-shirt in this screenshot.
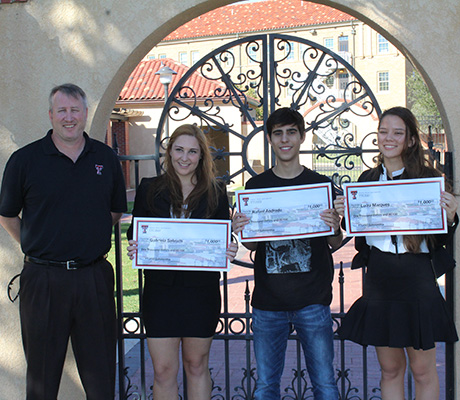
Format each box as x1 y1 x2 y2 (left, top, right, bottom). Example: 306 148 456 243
245 168 335 311
265 239 311 274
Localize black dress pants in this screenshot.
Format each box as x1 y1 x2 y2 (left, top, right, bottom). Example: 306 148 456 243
19 259 116 400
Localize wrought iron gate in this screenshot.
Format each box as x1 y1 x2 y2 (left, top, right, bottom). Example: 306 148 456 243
114 33 454 399
155 33 381 183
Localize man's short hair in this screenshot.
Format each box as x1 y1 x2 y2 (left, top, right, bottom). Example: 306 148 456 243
49 83 88 111
266 107 305 138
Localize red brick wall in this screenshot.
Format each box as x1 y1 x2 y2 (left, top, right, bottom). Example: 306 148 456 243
112 121 128 155
110 120 130 188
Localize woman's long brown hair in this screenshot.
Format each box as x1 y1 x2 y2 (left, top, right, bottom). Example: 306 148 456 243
148 124 220 218
376 107 446 253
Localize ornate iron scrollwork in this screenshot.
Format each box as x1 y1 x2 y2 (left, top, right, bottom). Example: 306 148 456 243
155 33 381 187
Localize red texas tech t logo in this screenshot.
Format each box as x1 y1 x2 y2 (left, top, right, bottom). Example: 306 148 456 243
95 164 104 175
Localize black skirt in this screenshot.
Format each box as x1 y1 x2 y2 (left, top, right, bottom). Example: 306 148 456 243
142 273 221 338
338 247 458 350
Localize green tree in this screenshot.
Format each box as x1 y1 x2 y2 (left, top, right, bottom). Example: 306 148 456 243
406 70 442 131
240 86 263 121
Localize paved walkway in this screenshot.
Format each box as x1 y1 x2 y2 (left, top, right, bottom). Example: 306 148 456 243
116 239 448 399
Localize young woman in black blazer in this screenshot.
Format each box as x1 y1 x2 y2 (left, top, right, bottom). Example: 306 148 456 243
127 124 237 399
335 107 458 400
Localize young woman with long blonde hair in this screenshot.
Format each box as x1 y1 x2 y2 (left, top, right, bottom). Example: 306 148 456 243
127 124 237 399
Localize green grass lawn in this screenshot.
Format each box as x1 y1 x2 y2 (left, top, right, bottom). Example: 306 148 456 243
127 201 134 213
107 221 141 313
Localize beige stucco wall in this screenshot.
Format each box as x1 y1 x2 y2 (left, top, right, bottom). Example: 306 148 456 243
0 0 459 398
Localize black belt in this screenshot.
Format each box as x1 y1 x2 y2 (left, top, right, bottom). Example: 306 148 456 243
24 255 106 270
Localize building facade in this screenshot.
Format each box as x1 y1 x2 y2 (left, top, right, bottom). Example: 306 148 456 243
147 0 410 114
116 0 411 188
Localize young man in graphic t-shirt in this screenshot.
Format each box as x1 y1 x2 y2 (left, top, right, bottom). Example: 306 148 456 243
233 108 342 400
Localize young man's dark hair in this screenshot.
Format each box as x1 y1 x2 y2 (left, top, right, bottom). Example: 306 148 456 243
266 107 305 138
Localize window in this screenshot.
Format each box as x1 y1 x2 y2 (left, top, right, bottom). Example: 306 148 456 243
159 54 166 59
285 41 295 61
324 38 334 51
248 45 258 64
338 72 349 90
147 54 155 60
286 79 295 97
179 51 188 66
378 34 389 53
299 43 307 60
216 49 233 68
378 71 390 92
338 36 349 52
223 49 234 67
191 51 200 65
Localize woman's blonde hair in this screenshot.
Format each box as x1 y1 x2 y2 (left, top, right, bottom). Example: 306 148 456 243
149 124 220 218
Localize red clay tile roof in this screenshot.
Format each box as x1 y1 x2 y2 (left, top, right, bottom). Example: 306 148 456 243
165 0 355 41
118 58 227 102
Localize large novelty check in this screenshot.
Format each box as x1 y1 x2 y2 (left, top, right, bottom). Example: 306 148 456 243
235 183 333 242
343 177 447 236
132 217 231 271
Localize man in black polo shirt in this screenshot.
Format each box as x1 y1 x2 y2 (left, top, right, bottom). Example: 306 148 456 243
0 83 127 399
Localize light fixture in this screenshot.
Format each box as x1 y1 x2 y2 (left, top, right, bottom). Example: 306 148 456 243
155 62 177 137
155 63 177 91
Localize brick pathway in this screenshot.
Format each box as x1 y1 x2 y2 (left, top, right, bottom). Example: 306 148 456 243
116 239 448 399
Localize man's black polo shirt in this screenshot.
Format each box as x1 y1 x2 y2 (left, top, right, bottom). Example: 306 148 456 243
0 130 127 264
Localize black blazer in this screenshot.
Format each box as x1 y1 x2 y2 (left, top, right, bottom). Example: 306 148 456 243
350 167 458 269
127 176 230 286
